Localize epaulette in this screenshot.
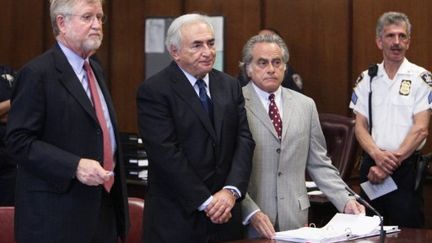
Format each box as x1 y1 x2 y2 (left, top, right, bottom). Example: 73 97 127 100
354 73 364 87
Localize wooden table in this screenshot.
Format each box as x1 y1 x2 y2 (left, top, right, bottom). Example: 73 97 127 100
223 228 432 242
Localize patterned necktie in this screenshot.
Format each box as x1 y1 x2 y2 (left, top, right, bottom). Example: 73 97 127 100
269 94 282 140
84 61 114 192
196 79 213 116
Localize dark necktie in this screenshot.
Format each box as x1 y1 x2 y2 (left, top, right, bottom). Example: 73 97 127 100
84 61 114 192
269 94 282 140
196 79 213 117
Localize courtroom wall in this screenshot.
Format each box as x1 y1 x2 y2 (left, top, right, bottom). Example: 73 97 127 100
2 0 432 137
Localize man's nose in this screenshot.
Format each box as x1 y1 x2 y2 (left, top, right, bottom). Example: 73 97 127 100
394 35 401 44
201 44 213 56
266 63 276 73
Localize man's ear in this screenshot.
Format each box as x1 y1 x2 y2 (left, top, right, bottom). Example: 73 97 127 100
376 37 383 50
57 15 67 34
169 45 180 62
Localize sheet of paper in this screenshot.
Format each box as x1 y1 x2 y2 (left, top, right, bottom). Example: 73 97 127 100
324 213 380 236
306 181 317 188
145 19 165 53
138 159 148 167
273 213 385 242
360 176 398 200
274 226 349 242
307 190 324 196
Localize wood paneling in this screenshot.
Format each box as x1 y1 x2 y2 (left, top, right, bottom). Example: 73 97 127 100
109 0 182 132
264 0 351 115
352 0 432 77
2 0 432 229
3 0 432 142
0 0 46 69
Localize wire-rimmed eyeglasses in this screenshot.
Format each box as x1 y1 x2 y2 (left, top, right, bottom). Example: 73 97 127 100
65 13 107 24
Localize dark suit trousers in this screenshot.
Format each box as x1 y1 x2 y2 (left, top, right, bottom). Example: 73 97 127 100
92 190 118 243
0 167 16 206
142 196 243 243
360 153 424 228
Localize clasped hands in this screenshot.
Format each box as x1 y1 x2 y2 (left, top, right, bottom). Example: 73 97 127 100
368 149 402 184
204 188 236 224
76 158 113 186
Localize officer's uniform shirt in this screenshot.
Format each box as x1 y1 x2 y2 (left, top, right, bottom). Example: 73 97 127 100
349 58 432 151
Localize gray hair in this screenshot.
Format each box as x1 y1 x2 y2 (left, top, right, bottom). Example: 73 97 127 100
239 34 289 80
49 0 104 36
376 11 411 38
165 13 214 52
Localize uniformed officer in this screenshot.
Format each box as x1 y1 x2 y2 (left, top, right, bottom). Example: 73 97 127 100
349 11 432 228
0 65 15 206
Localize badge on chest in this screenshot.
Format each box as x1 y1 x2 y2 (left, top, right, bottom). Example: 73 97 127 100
399 80 411 96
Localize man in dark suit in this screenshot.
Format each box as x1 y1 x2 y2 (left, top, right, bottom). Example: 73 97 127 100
137 13 255 243
6 0 129 242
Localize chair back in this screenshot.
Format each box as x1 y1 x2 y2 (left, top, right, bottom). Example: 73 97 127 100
126 197 144 243
319 113 359 181
0 206 15 243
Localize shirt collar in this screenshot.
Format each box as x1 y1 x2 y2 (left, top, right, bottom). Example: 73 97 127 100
251 82 282 101
58 42 87 78
378 57 411 78
177 65 210 88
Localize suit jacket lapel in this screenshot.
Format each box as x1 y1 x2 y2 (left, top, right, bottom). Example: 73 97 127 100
280 88 293 142
208 71 224 140
53 44 98 123
243 83 278 140
168 62 216 140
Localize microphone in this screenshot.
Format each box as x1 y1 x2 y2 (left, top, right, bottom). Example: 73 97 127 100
368 64 378 79
367 64 378 133
346 187 385 243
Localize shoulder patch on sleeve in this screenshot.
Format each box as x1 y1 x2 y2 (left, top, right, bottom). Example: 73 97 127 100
420 71 432 87
354 73 364 87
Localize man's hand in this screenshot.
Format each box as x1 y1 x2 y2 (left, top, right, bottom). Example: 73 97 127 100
343 199 365 215
367 165 389 184
371 149 400 174
250 211 275 239
76 158 111 186
205 189 236 224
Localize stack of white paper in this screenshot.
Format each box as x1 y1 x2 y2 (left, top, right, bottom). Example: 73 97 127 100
273 213 399 242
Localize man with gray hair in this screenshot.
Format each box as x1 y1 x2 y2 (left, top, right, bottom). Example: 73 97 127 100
6 0 129 242
137 13 254 242
350 11 431 228
240 34 364 239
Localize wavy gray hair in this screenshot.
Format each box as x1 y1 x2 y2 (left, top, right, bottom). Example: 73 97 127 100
50 0 104 36
376 11 411 38
239 34 289 80
165 13 214 53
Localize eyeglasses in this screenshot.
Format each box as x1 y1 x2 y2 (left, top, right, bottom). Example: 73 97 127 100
65 13 107 24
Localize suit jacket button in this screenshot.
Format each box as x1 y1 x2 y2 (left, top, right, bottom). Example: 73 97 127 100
278 172 282 176
276 148 281 153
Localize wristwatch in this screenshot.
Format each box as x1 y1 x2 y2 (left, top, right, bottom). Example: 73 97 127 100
225 188 240 200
